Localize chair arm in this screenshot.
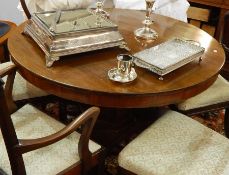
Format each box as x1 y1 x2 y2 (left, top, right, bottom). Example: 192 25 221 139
16 107 100 155
0 62 17 113
0 62 17 78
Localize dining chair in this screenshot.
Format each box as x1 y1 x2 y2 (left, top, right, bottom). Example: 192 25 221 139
170 75 229 137
0 62 105 175
221 10 229 80
187 6 216 36
170 10 229 138
187 6 210 28
0 20 48 108
118 109 229 175
0 62 48 113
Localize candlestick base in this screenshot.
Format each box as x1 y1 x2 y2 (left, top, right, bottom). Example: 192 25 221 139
134 27 158 40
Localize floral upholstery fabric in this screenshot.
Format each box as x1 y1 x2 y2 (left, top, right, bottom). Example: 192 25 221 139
0 104 101 175
0 61 48 101
118 110 229 175
178 75 229 111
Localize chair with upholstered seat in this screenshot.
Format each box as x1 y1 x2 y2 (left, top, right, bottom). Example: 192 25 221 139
0 21 48 109
1 62 48 100
0 62 48 113
170 75 229 138
0 63 105 175
118 109 229 175
170 76 229 136
170 11 229 138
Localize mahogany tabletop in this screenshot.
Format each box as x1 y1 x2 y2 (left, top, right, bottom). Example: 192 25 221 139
8 9 225 108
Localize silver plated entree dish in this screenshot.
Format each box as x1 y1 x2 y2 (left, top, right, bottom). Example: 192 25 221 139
24 9 128 67
134 38 205 80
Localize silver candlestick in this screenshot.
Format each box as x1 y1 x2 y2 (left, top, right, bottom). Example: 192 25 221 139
134 0 158 40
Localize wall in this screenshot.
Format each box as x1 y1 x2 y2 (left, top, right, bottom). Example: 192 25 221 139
0 0 23 24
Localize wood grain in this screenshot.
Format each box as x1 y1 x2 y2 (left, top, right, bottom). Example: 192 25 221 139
8 9 225 108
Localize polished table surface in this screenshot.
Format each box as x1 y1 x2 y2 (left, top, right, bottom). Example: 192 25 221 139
8 9 225 108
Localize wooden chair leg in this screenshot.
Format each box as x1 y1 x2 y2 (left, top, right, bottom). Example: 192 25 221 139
59 98 68 122
3 42 10 62
96 148 106 175
117 166 137 175
224 107 229 138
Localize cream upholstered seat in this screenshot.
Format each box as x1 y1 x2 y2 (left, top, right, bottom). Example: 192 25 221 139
0 62 105 175
118 110 229 175
172 75 229 138
0 104 101 175
0 62 48 101
173 8 229 137
177 75 229 111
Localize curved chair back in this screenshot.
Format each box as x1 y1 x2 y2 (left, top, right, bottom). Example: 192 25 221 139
20 0 31 19
0 65 104 175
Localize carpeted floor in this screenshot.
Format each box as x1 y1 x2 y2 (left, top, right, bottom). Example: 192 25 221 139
192 110 225 135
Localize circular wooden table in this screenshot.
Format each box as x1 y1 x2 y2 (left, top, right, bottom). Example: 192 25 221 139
0 20 16 62
8 9 225 108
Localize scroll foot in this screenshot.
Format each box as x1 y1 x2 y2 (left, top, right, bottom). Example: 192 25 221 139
159 76 163 81
199 57 203 63
119 42 131 51
46 55 59 67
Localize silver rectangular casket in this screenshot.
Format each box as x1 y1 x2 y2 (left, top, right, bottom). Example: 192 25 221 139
24 9 128 67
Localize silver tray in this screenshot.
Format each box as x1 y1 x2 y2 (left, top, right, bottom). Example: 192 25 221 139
134 38 205 80
24 9 129 67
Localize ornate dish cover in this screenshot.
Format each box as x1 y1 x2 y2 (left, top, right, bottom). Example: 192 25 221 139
24 9 128 67
134 38 205 79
